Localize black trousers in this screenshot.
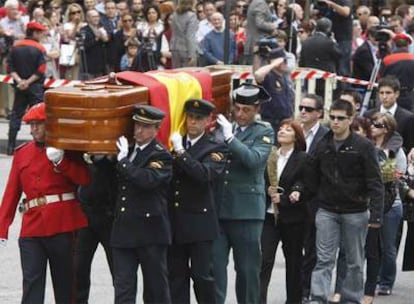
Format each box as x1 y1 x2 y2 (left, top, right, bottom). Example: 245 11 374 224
112 245 171 304
301 219 317 299
74 215 114 304
168 240 216 304
19 232 76 304
9 84 43 134
260 213 304 304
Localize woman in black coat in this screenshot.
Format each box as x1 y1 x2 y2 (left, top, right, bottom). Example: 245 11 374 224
260 118 308 304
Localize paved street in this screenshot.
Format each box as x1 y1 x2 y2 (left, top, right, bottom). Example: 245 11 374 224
0 119 413 303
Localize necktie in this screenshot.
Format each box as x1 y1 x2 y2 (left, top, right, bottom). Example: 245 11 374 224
186 141 192 149
130 147 141 161
234 126 241 135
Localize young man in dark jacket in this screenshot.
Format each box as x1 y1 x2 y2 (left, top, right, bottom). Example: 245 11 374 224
308 99 384 304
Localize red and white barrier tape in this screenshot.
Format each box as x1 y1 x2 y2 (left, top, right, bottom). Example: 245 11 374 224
0 67 375 88
0 75 82 88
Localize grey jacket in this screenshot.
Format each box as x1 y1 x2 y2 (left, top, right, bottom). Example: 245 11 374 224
170 11 198 60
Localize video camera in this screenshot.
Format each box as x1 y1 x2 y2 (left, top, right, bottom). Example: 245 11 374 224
372 25 392 59
75 31 86 48
256 37 279 58
374 25 392 42
313 0 329 11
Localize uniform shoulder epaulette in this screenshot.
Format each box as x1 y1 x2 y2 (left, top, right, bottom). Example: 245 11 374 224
15 142 30 151
154 143 165 151
208 135 220 144
255 120 272 128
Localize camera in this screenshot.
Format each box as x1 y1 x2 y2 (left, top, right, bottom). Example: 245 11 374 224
256 37 279 57
374 25 392 42
75 31 86 48
313 0 329 13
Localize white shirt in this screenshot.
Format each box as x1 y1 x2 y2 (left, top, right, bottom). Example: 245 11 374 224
129 142 151 161
380 102 397 116
267 147 294 214
303 122 321 153
186 132 204 148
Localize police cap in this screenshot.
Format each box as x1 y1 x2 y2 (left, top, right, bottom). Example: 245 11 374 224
132 105 165 124
232 83 271 105
184 99 216 116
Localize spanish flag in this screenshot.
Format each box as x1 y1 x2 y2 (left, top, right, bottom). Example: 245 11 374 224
116 70 213 148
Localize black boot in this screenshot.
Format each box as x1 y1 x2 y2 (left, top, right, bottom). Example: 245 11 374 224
7 131 17 156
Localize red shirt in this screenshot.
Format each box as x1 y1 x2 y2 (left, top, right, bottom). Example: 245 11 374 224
0 142 90 238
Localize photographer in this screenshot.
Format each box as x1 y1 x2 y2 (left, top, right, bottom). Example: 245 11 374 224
244 0 279 65
254 47 294 133
81 9 109 79
314 0 352 76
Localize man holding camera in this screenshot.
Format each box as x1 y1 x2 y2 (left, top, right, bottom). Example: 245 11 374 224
244 0 278 66
254 47 294 133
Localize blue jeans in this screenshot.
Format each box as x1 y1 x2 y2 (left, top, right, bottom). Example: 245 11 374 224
310 208 368 303
379 204 403 289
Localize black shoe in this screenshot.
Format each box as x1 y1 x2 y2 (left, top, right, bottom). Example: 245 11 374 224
6 145 14 156
377 287 392 295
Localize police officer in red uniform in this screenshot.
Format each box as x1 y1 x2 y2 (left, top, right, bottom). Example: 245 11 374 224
0 102 90 304
6 22 47 155
111 105 173 303
168 99 228 303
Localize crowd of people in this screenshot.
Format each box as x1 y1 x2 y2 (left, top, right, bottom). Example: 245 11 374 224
1 0 414 304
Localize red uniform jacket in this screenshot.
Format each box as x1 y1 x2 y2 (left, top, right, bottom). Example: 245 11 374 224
0 142 90 238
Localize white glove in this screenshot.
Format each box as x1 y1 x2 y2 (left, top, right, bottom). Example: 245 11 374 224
170 132 184 153
217 114 233 141
46 147 64 164
116 136 129 161
0 238 7 247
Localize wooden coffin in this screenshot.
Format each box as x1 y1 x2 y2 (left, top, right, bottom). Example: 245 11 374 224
44 69 232 153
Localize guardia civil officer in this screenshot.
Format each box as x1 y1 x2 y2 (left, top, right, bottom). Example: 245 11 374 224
0 102 90 304
111 105 173 303
168 99 228 304
213 84 275 303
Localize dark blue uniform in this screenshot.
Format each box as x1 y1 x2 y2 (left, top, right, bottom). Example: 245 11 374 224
6 38 45 154
260 70 294 132
111 139 173 304
169 133 227 304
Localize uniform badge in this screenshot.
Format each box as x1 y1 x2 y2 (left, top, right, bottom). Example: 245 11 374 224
210 152 224 161
149 161 163 169
194 101 199 107
275 80 282 91
262 136 271 144
140 108 145 114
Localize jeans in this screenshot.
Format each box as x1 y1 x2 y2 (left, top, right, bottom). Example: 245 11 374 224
379 204 403 289
310 208 368 303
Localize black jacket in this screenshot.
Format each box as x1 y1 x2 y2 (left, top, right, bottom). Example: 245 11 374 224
170 133 228 243
110 139 173 247
266 149 309 223
307 131 384 224
299 32 341 73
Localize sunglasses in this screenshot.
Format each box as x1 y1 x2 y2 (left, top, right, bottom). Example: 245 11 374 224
372 122 386 129
70 10 82 15
123 19 133 22
357 12 369 16
197 10 203 13
329 115 349 121
299 105 317 112
237 5 247 8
